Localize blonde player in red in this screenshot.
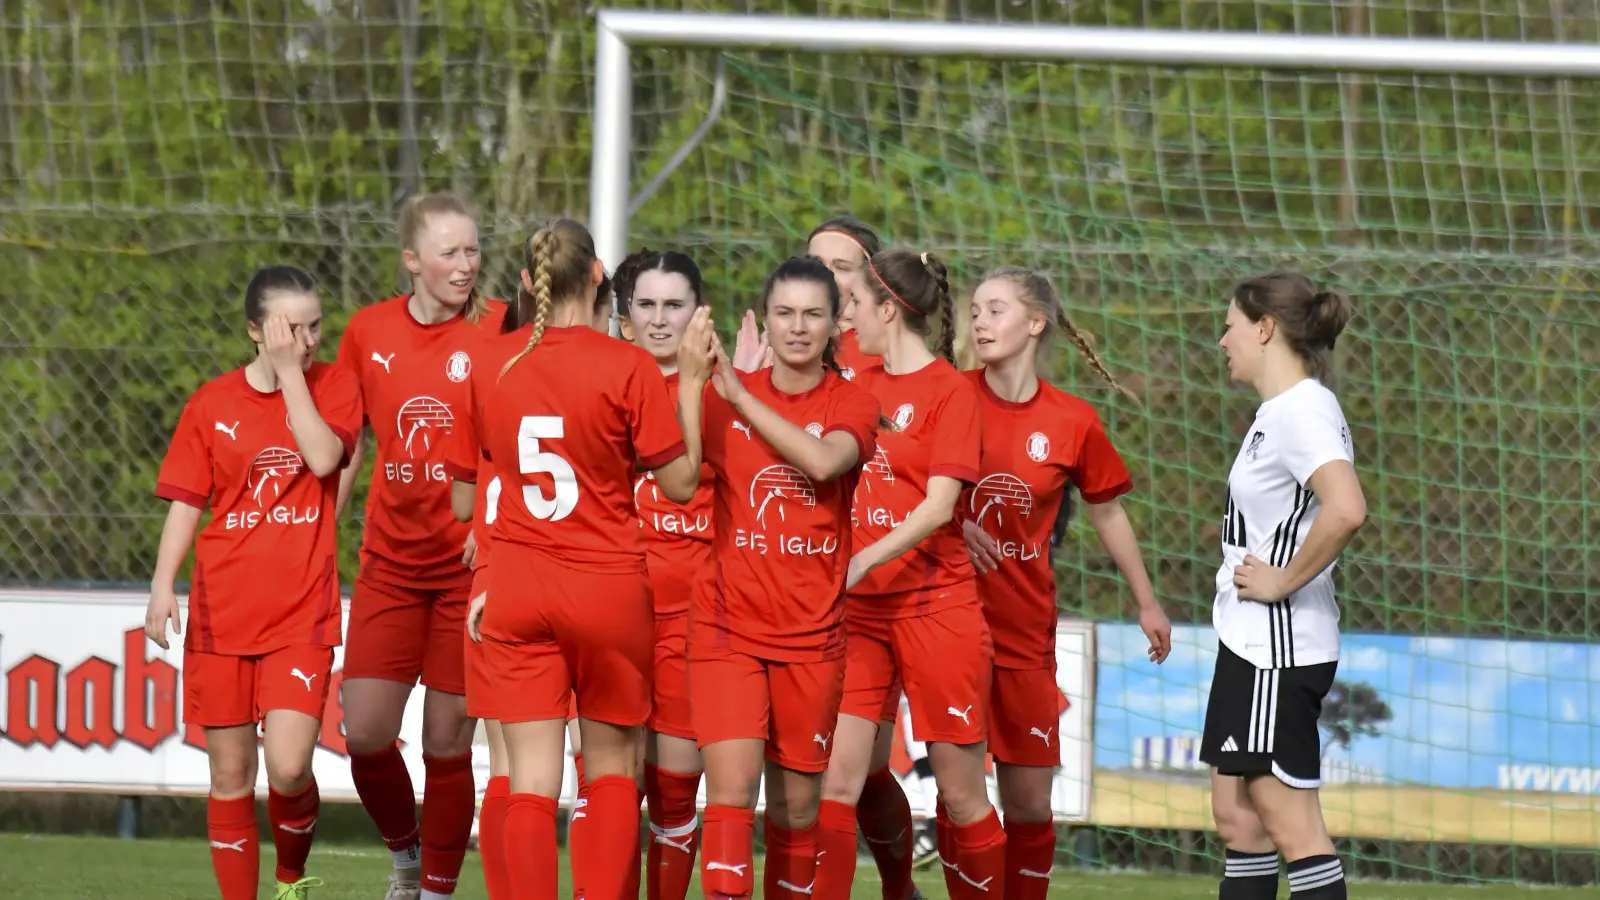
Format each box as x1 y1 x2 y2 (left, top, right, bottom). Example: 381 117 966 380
673 256 881 900
465 218 702 900
807 216 881 379
610 248 719 900
146 266 361 900
960 267 1173 897
813 248 1002 900
335 193 506 900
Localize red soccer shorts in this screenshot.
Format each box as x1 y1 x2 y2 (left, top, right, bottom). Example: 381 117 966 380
651 613 694 740
479 547 654 727
841 586 993 746
987 663 1063 768
184 645 334 728
344 572 470 694
464 565 497 720
688 646 844 774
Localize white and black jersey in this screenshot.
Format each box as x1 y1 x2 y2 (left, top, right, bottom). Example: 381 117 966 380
1212 378 1353 671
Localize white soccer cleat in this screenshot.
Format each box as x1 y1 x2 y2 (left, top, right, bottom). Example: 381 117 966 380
384 870 422 900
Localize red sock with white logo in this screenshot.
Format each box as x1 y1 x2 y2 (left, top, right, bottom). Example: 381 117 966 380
207 793 260 900
762 818 818 900
504 793 560 900
935 797 956 871
811 800 859 900
699 805 755 899
580 775 642 900
857 766 916 900
945 807 1006 900
268 779 320 883
350 746 421 863
478 775 512 900
570 753 589 900
1003 818 1056 900
421 752 475 897
645 763 701 900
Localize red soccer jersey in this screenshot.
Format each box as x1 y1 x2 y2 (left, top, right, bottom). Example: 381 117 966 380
155 364 362 656
336 296 508 589
963 368 1134 667
635 373 715 618
834 329 879 382
474 325 686 573
849 358 981 616
442 330 525 574
695 369 881 661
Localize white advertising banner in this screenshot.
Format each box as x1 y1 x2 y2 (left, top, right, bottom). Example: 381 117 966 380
0 589 1094 821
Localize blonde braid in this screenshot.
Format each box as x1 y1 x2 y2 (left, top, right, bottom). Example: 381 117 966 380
1057 310 1142 407
500 229 557 378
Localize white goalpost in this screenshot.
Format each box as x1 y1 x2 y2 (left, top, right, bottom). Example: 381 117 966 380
588 9 1600 275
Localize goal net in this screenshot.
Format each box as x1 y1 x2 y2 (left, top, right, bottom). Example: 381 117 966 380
2 0 1598 885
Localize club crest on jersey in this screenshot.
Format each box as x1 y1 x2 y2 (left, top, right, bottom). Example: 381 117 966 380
445 350 472 383
397 397 454 458
749 464 817 528
1026 431 1050 462
805 422 824 438
1245 430 1266 462
970 473 1035 528
248 447 304 508
892 404 915 431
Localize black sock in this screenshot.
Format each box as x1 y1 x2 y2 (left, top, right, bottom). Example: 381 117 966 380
1287 854 1346 898
1219 848 1279 900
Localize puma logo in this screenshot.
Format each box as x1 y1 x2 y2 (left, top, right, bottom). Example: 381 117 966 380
209 838 249 852
1017 867 1053 879
277 820 317 835
958 871 995 891
652 833 693 854
813 733 830 752
731 421 753 440
947 705 972 725
371 351 395 373
290 668 317 691
862 828 907 845
1030 726 1054 745
215 421 239 440
774 878 815 895
705 861 749 876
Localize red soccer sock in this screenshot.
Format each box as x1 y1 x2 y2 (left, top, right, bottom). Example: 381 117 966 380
1003 818 1057 900
479 775 512 900
699 804 756 899
421 752 475 896
207 794 260 900
578 775 642 900
812 800 859 900
504 793 559 900
935 797 956 872
351 747 421 860
944 807 1006 900
268 779 320 883
570 753 589 900
645 763 701 900
763 818 818 900
857 766 916 900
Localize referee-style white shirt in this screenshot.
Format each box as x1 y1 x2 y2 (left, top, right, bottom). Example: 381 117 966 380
1213 378 1354 670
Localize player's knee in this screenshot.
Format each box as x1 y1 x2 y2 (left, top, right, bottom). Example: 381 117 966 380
1211 791 1268 847
209 754 257 798
265 755 315 794
1253 792 1328 859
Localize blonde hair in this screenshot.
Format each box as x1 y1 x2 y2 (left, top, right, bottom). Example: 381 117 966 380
500 218 597 378
983 266 1140 407
397 192 490 325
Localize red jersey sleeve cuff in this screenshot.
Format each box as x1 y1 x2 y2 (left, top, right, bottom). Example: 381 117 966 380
1081 478 1135 505
824 424 871 465
329 425 357 466
155 483 210 509
443 460 477 484
638 441 687 471
928 464 979 485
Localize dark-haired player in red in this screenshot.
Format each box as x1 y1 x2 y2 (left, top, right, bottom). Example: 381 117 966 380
334 193 506 900
467 218 702 900
960 267 1171 897
678 256 881 900
807 217 881 382
147 265 362 900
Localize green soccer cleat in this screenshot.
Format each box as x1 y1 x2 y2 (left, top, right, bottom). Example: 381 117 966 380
272 875 326 899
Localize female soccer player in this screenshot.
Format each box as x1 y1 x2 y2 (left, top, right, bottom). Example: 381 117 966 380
814 248 1002 900
612 248 715 900
147 265 361 900
335 193 504 900
1202 273 1365 900
468 218 702 900
674 256 880 900
959 267 1173 898
807 216 880 379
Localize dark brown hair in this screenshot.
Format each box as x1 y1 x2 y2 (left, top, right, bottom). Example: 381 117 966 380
982 266 1140 406
1231 271 1353 382
860 249 955 363
501 218 597 376
614 248 705 314
765 256 844 376
807 216 882 259
397 192 490 325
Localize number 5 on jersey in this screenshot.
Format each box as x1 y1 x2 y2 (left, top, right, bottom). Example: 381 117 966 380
518 415 578 521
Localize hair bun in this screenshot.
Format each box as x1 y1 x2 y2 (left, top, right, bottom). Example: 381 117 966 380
1310 288 1354 349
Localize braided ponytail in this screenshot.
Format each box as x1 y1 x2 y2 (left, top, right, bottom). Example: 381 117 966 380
1055 310 1141 407
500 228 558 378
924 253 955 364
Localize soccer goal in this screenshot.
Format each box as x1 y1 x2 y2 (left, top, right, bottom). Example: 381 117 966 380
589 9 1600 884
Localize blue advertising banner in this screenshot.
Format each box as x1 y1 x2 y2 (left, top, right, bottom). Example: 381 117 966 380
1091 622 1600 846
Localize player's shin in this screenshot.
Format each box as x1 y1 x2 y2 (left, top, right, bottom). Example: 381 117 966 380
268 779 321 884
857 766 916 900
699 805 756 899
579 775 643 900
421 751 476 898
207 794 261 900
762 817 818 900
479 775 513 900
811 800 859 900
503 793 560 900
645 763 702 900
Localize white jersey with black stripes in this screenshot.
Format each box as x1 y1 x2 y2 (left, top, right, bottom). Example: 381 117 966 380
1213 378 1353 670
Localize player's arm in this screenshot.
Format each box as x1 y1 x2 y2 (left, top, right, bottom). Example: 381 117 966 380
145 500 201 650
450 480 475 522
735 393 861 482
651 378 702 505
850 475 963 582
335 434 366 519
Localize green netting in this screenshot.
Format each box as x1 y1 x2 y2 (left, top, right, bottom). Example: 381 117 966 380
3 0 1600 887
